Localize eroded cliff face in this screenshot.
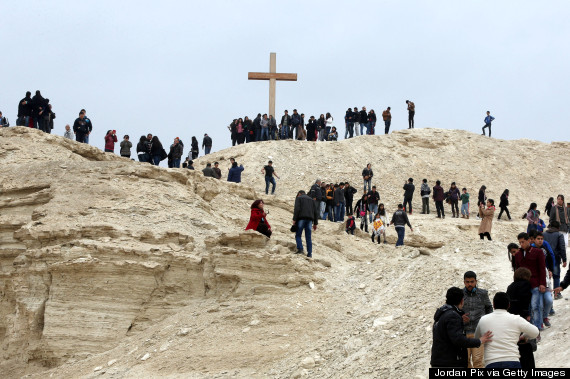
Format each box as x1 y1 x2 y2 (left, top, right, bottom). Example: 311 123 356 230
0 128 324 376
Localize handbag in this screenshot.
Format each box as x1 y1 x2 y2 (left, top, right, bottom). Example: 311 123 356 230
290 224 298 233
160 148 168 161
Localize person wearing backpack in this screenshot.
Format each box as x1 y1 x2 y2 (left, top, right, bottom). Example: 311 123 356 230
421 179 431 214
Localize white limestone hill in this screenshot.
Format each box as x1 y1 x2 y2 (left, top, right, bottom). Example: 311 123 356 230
0 126 568 378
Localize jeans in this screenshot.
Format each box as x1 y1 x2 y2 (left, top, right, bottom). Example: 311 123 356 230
152 155 161 166
327 205 334 221
354 122 360 136
408 111 415 128
486 362 521 369
530 287 543 329
368 204 378 223
395 226 405 246
261 128 269 141
542 290 553 319
384 120 391 134
461 203 469 216
422 197 430 214
76 133 86 143
363 179 372 193
319 201 326 219
403 197 412 213
84 134 90 144
205 146 211 154
553 262 561 288
360 214 368 232
346 200 353 216
265 176 276 194
482 123 491 136
335 203 345 222
172 158 181 168
360 122 367 135
138 153 150 162
345 122 354 139
435 200 445 217
295 219 313 257
369 122 376 135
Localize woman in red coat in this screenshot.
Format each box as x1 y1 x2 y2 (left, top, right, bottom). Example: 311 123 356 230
245 200 272 238
104 130 118 153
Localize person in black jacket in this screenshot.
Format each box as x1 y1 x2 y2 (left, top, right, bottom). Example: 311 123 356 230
362 163 373 193
169 137 184 168
72 111 89 143
359 106 369 135
191 136 199 159
477 185 487 218
431 287 493 368
306 116 317 142
202 133 213 154
150 136 164 166
506 267 535 369
17 91 32 126
333 183 345 222
31 90 47 131
292 190 319 258
136 135 150 162
391 204 413 246
498 189 511 220
344 182 357 216
344 108 354 139
403 178 415 214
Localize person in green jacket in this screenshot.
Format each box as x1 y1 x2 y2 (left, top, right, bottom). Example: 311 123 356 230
461 188 470 219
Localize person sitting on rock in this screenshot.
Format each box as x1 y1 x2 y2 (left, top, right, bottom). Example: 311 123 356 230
245 199 271 238
345 213 356 235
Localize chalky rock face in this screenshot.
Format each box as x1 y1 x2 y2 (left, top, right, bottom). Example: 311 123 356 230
1 127 569 377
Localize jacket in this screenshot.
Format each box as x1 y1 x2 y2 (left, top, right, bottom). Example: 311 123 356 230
382 110 391 121
367 190 380 205
1 117 9 127
420 183 431 197
549 205 570 233
246 208 271 232
433 185 444 202
391 210 411 228
506 279 532 319
73 118 89 135
514 247 546 288
462 287 493 333
403 183 415 199
202 167 216 177
213 167 222 179
281 114 291 126
344 186 357 202
484 115 495 124
150 140 163 156
499 193 509 208
543 227 567 264
333 188 344 205
293 194 319 224
362 168 373 179
120 140 132 156
170 143 183 159
104 133 117 151
359 110 368 123
344 110 354 123
227 164 244 183
64 130 74 139
478 206 495 234
291 113 302 126
18 96 33 117
449 187 460 201
407 101 415 112
309 183 323 202
202 135 212 148
430 304 481 368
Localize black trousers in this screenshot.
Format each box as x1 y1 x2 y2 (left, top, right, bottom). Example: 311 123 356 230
498 206 511 220
403 197 413 213
482 123 491 136
408 112 415 128
385 120 391 134
450 199 459 216
346 201 353 216
480 232 492 240
435 200 444 217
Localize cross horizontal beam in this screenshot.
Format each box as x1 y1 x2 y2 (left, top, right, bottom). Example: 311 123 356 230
248 72 298 81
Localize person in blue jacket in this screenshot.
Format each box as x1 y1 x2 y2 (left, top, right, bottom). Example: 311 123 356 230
227 162 244 183
482 111 495 137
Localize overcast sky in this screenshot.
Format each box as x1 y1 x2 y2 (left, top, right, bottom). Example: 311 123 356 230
2 0 569 153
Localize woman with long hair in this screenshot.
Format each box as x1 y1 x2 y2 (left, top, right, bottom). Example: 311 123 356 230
236 118 245 145
191 136 199 160
545 197 555 216
476 185 487 218
150 136 164 166
245 200 271 238
317 114 326 141
136 135 149 162
325 113 333 137
498 189 511 220
526 202 539 232
104 130 117 153
368 109 377 135
478 199 495 240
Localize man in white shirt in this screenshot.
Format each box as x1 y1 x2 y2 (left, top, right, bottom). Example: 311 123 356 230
474 292 539 369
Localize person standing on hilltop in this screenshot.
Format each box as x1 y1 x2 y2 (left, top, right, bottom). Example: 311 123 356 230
120 135 132 158
406 100 415 129
261 160 280 195
136 135 149 162
359 106 368 136
80 109 93 144
344 108 354 139
421 179 431 214
150 136 165 166
17 91 32 126
73 111 89 143
202 133 212 154
382 107 392 134
291 109 302 140
293 190 319 258
170 137 184 168
482 111 495 137
104 129 117 153
281 110 291 140
191 136 199 159
362 163 373 193
403 178 415 214
353 107 361 136
306 116 317 142
433 180 445 219
448 182 461 218
368 109 377 135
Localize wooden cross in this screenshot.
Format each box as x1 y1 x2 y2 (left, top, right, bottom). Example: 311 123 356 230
248 52 297 118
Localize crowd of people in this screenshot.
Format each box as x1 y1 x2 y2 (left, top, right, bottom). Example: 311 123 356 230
227 101 422 144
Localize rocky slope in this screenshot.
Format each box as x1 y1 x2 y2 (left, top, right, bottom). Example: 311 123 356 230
0 127 568 378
